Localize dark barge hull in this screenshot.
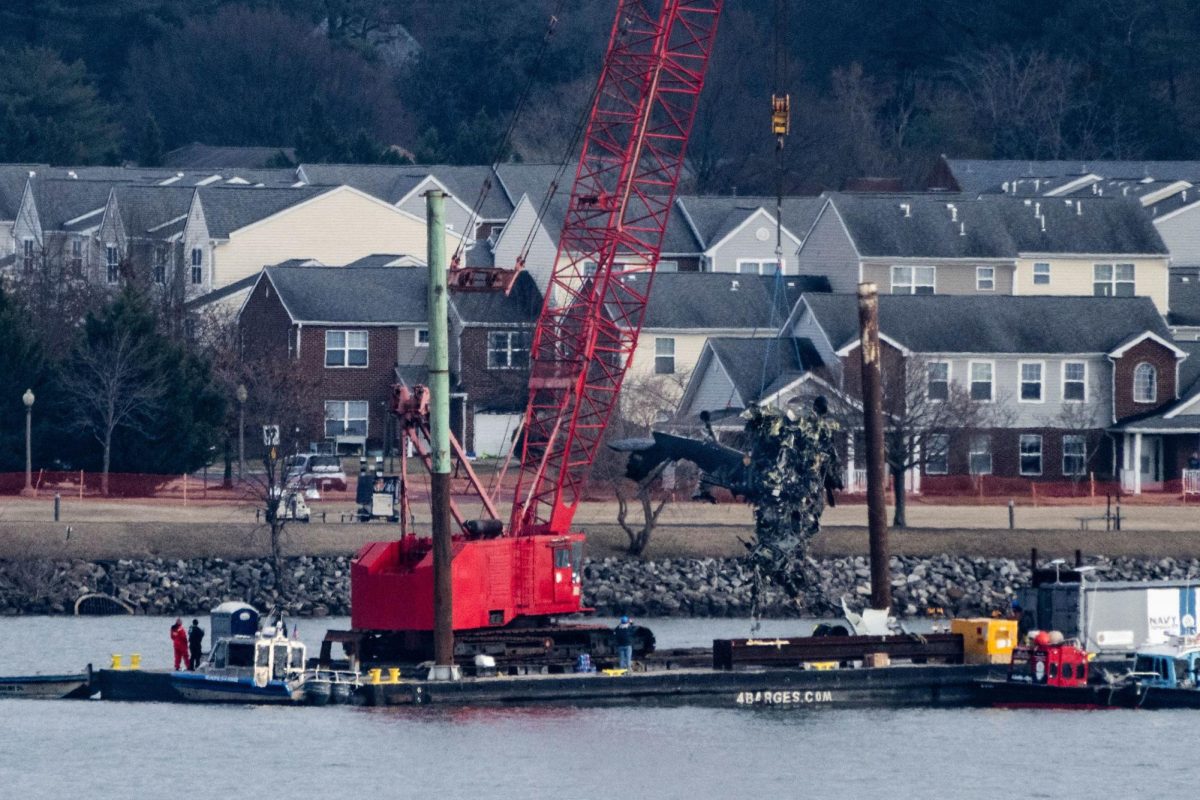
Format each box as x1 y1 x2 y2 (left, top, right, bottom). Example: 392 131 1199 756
976 680 1200 710
360 664 998 708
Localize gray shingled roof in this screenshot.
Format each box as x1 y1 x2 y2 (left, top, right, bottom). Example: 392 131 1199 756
164 143 297 169
0 165 43 219
28 178 117 230
943 158 1200 194
676 195 824 248
111 185 196 237
802 294 1173 354
708 336 823 406
299 164 512 220
262 264 540 326
344 254 415 268
828 193 1166 258
197 186 330 238
265 266 427 323
449 272 541 325
620 272 829 329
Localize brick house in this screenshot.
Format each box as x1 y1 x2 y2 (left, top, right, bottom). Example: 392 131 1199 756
237 265 540 456
679 293 1187 493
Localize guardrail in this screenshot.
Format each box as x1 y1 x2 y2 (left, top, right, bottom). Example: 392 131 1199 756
712 633 964 670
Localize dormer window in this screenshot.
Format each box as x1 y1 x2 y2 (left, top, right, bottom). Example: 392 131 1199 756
1133 362 1157 404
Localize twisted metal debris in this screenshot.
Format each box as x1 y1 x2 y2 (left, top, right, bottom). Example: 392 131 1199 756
741 400 842 616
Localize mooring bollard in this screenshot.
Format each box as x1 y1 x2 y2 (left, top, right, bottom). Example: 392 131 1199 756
1008 500 1014 530
111 654 123 670
388 667 401 683
130 653 142 670
368 668 382 685
53 493 60 522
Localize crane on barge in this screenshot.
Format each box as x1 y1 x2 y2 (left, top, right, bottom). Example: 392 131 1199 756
342 0 725 668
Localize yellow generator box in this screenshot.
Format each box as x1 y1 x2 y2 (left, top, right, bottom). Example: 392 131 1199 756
951 618 1017 665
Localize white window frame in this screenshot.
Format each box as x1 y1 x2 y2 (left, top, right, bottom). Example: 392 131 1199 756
1062 435 1087 476
927 360 950 402
969 434 992 475
22 238 34 272
1133 362 1157 404
976 266 995 291
324 400 369 439
1018 360 1045 404
487 331 530 370
69 238 83 273
1061 361 1087 402
891 265 936 295
414 328 429 347
735 258 784 276
1093 263 1135 297
105 244 119 284
1019 434 1043 476
969 360 994 402
925 433 950 475
325 330 369 368
654 337 676 375
153 245 167 285
190 247 203 285
1033 262 1050 286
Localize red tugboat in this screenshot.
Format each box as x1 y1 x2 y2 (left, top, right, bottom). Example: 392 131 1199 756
975 631 1101 709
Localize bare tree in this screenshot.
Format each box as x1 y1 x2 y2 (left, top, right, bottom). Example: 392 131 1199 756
1039 376 1112 486
61 330 167 495
6 239 104 361
865 355 1013 527
951 46 1086 160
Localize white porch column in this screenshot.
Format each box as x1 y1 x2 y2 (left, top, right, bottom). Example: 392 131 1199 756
1133 432 1143 495
844 431 855 490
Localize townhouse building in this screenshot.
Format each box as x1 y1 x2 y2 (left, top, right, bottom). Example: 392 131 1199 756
679 294 1186 494
796 193 1170 313
237 265 541 457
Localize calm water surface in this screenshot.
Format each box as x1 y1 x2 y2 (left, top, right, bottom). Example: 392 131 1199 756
0 616 1189 799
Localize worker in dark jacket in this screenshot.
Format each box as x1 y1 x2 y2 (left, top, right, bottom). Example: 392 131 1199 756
170 618 190 670
613 616 636 670
187 619 205 671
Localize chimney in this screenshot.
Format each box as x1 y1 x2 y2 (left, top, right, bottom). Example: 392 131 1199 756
1076 200 1082 216
959 222 966 236
1039 214 1046 233
730 279 739 291
899 202 911 217
1034 201 1041 217
947 203 957 222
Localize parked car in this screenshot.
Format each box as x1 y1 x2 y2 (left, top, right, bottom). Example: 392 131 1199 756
283 454 347 492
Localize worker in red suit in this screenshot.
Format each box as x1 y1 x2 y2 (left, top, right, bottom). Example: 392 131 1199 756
170 618 190 670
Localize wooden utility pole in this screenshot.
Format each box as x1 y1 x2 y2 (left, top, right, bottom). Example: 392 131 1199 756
426 190 457 678
857 283 890 611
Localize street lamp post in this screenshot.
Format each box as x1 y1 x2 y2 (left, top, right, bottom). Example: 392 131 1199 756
236 383 247 483
20 388 35 497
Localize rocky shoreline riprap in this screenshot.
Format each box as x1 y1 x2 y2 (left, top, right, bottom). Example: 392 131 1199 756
2 554 1198 618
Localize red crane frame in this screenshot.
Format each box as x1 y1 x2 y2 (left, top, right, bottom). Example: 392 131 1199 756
511 0 723 537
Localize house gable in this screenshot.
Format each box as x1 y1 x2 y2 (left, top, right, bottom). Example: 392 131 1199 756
794 201 860 293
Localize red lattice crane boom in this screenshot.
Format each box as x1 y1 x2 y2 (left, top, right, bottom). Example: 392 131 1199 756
511 0 723 537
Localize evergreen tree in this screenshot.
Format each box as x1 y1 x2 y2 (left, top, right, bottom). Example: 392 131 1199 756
0 288 46 472
137 112 164 167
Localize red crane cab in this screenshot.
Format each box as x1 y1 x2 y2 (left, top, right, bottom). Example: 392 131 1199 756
1008 632 1090 687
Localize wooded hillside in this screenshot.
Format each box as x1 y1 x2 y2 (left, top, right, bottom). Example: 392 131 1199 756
3 0 1198 191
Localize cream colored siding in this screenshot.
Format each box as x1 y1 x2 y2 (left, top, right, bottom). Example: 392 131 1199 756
206 190 439 290
1014 256 1169 312
0 221 14 256
863 261 1014 294
794 206 859 293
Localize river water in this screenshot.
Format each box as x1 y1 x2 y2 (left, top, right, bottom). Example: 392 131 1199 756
1 616 1192 799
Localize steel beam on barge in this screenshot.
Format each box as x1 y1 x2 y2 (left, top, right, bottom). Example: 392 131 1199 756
711 633 964 671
